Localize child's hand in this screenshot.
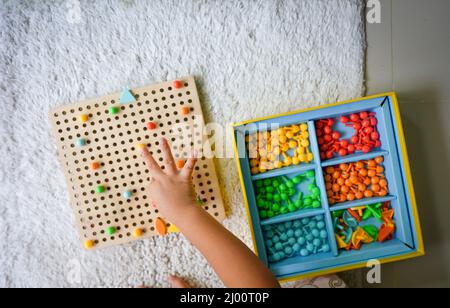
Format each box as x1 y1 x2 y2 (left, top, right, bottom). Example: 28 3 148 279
140 138 198 224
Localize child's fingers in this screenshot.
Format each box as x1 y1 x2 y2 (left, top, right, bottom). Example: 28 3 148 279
140 145 163 177
168 275 191 288
160 138 177 175
180 150 198 179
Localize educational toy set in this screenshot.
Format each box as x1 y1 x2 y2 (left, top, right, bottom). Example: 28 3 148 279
50 77 225 250
232 93 424 281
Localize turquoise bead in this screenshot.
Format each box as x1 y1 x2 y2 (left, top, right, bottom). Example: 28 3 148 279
306 243 314 252
313 239 322 247
265 231 274 238
300 249 309 257
285 247 293 255
273 253 281 262
275 243 283 251
308 221 317 229
280 233 288 241
293 244 301 252
272 235 280 243
321 244 330 253
315 215 324 221
286 230 294 237
320 230 328 239
122 190 132 199
288 238 296 246
278 252 286 259
75 138 86 147
294 229 303 237
301 218 310 225
311 229 320 238
293 221 302 228
298 237 306 245
284 221 293 228
317 221 326 229
266 240 273 247
306 234 314 242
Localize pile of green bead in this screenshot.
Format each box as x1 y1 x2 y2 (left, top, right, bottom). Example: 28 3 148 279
255 170 322 220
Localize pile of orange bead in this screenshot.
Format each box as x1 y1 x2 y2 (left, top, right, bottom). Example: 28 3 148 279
324 156 388 205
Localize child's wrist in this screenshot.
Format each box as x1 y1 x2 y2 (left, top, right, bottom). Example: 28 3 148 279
170 202 203 228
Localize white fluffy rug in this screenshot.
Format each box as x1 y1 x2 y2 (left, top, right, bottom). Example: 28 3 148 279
0 0 365 287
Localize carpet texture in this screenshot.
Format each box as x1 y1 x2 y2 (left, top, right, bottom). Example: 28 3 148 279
0 0 366 287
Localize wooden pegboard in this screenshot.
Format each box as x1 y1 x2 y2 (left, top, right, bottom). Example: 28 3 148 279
49 77 226 250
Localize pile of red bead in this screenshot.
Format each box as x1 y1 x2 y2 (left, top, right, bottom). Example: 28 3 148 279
316 111 381 160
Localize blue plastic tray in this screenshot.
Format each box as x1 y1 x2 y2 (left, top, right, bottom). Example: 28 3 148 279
232 93 424 281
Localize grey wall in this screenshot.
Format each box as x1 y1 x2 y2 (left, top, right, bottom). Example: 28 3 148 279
365 0 450 287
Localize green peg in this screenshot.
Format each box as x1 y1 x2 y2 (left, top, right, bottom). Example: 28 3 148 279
294 192 303 209
311 187 320 196
257 199 265 208
312 200 321 208
306 170 315 179
264 179 272 186
280 206 289 214
267 210 274 218
333 210 344 219
308 184 316 192
272 203 281 212
95 185 106 194
273 194 281 202
280 193 289 201
272 179 281 187
362 225 379 240
366 204 382 221
292 175 303 184
287 200 296 213
279 184 287 192
266 186 275 193
109 106 120 115
303 197 312 208
288 188 296 197
260 210 268 219
282 176 294 188
106 226 116 235
266 193 273 201
256 180 264 188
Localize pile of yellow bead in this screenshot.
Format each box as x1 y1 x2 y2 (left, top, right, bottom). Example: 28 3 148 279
247 123 314 175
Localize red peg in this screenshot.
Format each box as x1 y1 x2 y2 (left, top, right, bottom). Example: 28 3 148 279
173 80 183 89
350 114 360 122
339 148 348 156
332 132 341 140
362 145 371 153
340 116 350 123
347 144 356 153
360 111 369 119
147 122 157 130
371 132 380 140
324 126 332 134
